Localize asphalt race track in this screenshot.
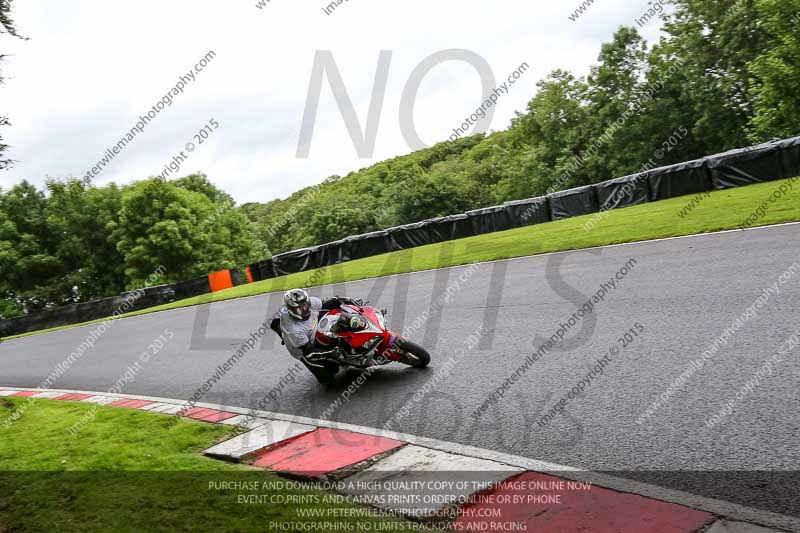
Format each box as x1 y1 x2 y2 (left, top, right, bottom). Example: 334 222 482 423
2 224 799 517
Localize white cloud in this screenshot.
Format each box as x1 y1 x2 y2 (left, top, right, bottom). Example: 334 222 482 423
0 0 668 203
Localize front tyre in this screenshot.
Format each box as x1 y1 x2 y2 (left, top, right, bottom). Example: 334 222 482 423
394 338 430 368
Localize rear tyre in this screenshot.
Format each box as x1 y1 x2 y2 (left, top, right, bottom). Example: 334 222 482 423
394 338 430 368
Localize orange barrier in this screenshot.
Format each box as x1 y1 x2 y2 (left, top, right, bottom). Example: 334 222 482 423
245 266 254 284
208 270 234 292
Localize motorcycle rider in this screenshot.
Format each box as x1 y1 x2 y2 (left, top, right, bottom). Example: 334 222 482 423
275 288 366 384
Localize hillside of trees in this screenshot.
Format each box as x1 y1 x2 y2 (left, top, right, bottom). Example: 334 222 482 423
241 0 800 253
2 0 799 318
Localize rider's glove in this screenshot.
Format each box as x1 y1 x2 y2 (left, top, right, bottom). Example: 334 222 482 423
337 296 364 308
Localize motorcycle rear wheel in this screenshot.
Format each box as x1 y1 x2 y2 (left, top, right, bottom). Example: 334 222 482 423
394 338 430 368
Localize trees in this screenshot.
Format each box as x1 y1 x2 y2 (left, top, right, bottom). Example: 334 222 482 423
655 0 768 151
584 27 653 178
748 0 800 140
245 9 800 256
0 175 262 318
109 177 261 288
0 180 127 317
4 2 800 315
0 0 25 170
0 204 20 317
173 173 234 205
44 179 126 301
510 70 589 171
0 0 22 37
0 182 56 316
394 174 475 223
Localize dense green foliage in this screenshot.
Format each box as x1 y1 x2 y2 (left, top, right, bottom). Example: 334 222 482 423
749 0 800 139
2 0 799 318
0 176 263 318
242 0 800 254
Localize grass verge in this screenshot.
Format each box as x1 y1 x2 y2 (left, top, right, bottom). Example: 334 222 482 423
0 397 426 533
6 178 800 340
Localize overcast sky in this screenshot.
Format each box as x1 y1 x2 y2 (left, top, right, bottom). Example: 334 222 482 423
0 0 669 204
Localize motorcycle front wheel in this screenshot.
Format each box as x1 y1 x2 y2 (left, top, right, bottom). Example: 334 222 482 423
393 338 430 368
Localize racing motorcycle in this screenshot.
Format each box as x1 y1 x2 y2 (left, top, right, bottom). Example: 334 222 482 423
310 302 431 370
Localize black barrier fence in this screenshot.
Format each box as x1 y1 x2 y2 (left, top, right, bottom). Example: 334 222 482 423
272 247 317 277
174 275 212 300
595 173 650 212
645 157 710 201
248 258 275 282
248 136 798 278
548 184 600 221
230 268 249 287
387 219 444 250
503 196 550 227
311 242 343 273
465 205 514 235
3 137 799 338
708 139 800 190
431 213 474 241
0 277 212 338
343 230 392 262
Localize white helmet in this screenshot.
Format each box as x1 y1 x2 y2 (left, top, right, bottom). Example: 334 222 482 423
284 288 311 320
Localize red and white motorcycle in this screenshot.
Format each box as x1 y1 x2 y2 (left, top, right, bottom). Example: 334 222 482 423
311 303 431 370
